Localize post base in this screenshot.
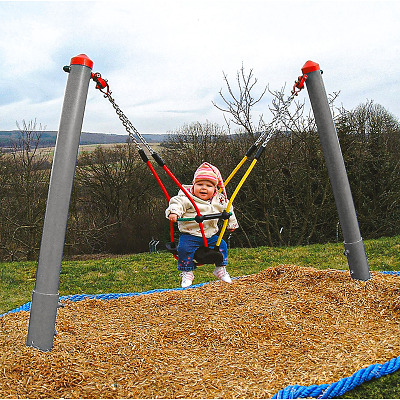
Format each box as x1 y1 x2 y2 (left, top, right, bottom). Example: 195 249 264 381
26 290 60 352
344 238 371 281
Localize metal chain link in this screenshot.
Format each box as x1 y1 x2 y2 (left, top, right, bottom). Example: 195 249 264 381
92 73 155 154
106 92 155 154
256 74 307 148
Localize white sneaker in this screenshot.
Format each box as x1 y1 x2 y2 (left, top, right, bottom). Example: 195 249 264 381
180 271 194 288
213 266 232 283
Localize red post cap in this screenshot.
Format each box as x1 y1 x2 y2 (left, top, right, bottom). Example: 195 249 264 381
70 54 94 69
302 60 320 74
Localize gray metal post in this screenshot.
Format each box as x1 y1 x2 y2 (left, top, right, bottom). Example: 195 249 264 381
26 54 93 351
302 61 370 281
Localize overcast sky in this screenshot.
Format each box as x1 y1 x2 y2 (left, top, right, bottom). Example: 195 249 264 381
1 0 399 134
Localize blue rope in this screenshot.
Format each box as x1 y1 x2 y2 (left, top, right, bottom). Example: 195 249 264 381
271 271 400 398
0 279 214 318
272 356 400 399
2 271 400 398
378 271 400 276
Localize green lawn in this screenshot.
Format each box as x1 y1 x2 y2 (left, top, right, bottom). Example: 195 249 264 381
1 235 400 398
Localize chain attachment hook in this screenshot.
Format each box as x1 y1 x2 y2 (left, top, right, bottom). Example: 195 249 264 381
91 72 111 96
291 74 308 96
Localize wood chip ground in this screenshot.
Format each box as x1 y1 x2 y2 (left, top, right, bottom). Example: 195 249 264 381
1 265 400 399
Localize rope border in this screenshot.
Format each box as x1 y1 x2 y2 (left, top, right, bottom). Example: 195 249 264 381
0 279 215 318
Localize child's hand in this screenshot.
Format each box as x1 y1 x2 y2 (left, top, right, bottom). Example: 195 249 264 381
168 213 178 223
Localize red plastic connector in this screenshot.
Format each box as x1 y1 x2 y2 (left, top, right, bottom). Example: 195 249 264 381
292 74 308 95
91 72 110 95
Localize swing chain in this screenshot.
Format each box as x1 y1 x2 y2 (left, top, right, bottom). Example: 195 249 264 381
257 73 307 147
91 72 154 154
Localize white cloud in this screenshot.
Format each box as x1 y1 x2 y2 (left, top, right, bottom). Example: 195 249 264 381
0 5 64 77
1 0 400 132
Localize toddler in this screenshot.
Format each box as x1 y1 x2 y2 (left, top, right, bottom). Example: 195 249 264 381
165 162 239 288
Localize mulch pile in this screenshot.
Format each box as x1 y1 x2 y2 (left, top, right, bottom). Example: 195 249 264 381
1 265 400 399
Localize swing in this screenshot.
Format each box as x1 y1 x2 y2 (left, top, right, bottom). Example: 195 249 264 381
91 71 306 265
176 210 232 265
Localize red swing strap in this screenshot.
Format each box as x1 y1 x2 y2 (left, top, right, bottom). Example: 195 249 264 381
151 154 208 247
136 149 175 245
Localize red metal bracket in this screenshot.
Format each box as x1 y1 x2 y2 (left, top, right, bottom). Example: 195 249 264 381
91 72 110 95
291 74 308 96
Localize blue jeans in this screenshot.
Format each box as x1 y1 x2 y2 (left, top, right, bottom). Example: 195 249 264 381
177 233 228 271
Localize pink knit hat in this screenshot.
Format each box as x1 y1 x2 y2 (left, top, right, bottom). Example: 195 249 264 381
193 162 227 199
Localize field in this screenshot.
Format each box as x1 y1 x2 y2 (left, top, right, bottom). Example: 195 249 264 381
1 236 400 398
36 142 130 159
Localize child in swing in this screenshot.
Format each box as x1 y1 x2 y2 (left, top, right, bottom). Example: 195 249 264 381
166 162 239 288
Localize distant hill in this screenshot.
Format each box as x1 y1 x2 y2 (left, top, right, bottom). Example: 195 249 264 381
0 131 170 149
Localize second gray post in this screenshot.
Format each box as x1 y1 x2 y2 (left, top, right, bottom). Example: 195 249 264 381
302 61 370 281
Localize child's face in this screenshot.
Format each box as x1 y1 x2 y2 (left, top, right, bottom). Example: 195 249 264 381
193 180 216 200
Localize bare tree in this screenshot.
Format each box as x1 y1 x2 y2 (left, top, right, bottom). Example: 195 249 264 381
161 121 232 183
0 119 50 260
71 142 164 255
336 101 400 237
213 65 267 135
212 66 345 247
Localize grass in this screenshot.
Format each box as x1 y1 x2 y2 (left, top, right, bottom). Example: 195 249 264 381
1 235 400 398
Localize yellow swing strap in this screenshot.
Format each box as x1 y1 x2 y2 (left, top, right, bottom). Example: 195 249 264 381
223 155 248 188
216 134 274 247
221 142 259 190
216 158 258 247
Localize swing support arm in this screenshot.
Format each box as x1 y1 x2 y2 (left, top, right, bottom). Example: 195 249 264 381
177 211 232 222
